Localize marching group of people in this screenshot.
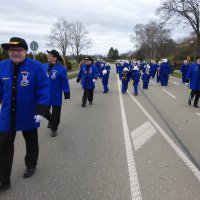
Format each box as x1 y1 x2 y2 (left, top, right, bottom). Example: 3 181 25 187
115 58 171 95
0 36 199 193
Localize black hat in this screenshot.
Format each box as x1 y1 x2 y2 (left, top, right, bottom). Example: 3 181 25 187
85 56 93 62
47 49 63 61
1 37 28 51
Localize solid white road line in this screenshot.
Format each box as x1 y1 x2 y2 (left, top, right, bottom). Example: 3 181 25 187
150 80 156 85
127 90 200 182
162 89 177 99
196 113 200 116
131 121 157 151
117 77 142 200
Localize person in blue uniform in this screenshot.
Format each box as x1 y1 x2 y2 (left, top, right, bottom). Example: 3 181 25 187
150 61 157 79
159 59 171 86
142 70 151 89
76 57 98 107
120 67 131 93
186 57 200 108
132 66 140 95
180 60 190 83
43 50 70 137
102 69 109 93
0 37 50 192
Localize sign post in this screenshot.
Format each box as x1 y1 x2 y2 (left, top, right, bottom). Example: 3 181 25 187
30 41 39 60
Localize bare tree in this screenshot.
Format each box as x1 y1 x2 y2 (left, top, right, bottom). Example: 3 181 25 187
48 18 72 56
156 0 200 59
131 21 174 60
68 21 92 66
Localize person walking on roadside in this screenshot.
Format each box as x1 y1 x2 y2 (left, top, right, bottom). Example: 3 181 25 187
43 50 70 137
159 58 171 86
0 37 50 192
76 57 98 107
181 60 190 83
186 56 200 108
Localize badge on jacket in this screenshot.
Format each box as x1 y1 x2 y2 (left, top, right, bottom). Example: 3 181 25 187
20 71 29 86
51 70 57 79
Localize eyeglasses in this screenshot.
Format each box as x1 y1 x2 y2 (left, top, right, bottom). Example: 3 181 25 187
8 48 25 53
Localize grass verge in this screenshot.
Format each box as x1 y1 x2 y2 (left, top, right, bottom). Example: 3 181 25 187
170 71 181 79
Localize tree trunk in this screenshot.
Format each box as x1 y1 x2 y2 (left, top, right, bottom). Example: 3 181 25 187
195 33 200 60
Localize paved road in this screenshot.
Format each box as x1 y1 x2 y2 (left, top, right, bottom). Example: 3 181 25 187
1 65 200 200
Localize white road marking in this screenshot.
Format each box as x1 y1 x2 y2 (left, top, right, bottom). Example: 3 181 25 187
169 80 179 85
127 90 200 182
117 76 142 200
131 121 157 151
162 89 177 99
196 113 200 116
150 80 156 85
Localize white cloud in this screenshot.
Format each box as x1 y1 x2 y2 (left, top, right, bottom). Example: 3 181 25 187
0 0 187 55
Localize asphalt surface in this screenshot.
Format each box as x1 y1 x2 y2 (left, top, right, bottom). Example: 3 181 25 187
1 65 200 200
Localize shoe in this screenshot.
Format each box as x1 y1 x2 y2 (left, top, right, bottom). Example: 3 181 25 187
47 122 51 128
23 168 36 178
188 99 191 105
81 104 86 107
194 105 199 108
89 102 93 105
51 130 57 137
0 182 11 192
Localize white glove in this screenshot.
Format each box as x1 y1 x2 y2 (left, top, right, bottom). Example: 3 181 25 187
186 83 189 87
93 79 96 83
34 115 44 123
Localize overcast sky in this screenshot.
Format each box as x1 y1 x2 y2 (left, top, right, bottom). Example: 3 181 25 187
0 0 188 55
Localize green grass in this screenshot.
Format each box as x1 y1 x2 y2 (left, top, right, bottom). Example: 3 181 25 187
68 71 78 79
170 71 182 79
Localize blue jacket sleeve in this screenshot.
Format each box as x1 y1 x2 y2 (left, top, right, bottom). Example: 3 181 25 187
77 66 83 82
0 80 2 104
61 67 70 99
93 65 99 80
35 64 50 115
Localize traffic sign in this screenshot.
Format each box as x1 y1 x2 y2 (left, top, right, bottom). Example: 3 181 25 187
30 41 39 51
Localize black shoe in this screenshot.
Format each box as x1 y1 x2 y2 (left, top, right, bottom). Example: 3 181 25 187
81 104 86 107
194 105 199 108
188 99 191 105
51 130 57 137
47 122 51 128
0 182 11 192
23 168 36 178
89 102 93 105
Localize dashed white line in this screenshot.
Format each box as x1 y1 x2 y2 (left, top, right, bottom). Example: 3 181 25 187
127 90 200 182
169 80 179 85
150 80 156 85
162 89 177 99
117 76 142 200
196 113 200 116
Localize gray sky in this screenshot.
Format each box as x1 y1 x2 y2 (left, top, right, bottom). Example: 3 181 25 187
0 0 188 55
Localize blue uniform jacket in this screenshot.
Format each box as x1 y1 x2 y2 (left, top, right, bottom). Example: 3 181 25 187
43 63 70 106
142 73 151 83
102 73 109 85
181 64 190 76
77 64 98 90
132 70 140 82
186 63 200 90
160 63 171 75
0 58 50 132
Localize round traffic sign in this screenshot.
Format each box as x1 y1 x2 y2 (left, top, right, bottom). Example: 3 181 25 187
30 41 39 51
